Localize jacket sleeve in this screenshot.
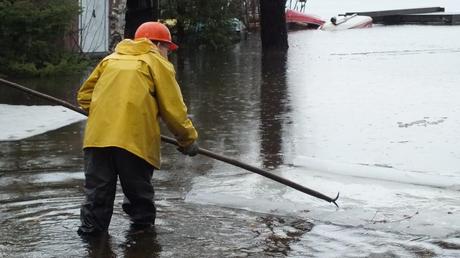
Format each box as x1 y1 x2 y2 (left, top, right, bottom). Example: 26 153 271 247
77 61 105 112
153 59 198 147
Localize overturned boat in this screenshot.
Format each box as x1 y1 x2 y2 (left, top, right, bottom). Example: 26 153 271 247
286 9 372 31
320 14 373 31
286 9 325 30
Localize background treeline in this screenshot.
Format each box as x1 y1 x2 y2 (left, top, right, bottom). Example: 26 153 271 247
0 0 246 77
160 0 244 50
0 0 86 77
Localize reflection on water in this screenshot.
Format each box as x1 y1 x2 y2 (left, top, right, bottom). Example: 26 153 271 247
81 228 161 258
82 234 116 258
0 122 84 173
122 228 161 258
0 74 88 105
176 38 263 162
260 50 289 169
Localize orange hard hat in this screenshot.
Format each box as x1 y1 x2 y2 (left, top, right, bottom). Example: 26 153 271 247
135 21 178 51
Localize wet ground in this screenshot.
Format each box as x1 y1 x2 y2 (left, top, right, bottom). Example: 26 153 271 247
2 1 460 256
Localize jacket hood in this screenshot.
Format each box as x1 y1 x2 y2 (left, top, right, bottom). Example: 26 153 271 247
115 38 158 55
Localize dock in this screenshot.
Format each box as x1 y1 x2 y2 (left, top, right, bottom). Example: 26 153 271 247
381 13 460 25
341 7 460 25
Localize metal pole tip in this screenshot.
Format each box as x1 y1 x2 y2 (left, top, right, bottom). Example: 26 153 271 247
332 192 340 208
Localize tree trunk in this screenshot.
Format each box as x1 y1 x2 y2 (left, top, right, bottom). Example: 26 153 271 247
259 0 288 50
110 0 127 50
124 0 159 39
260 50 288 168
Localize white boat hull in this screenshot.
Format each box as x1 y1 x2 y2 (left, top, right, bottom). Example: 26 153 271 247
320 15 373 31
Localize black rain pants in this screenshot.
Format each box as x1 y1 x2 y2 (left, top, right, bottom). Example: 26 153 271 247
78 147 156 234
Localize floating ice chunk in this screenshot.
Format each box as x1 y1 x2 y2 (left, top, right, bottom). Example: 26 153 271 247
0 104 86 141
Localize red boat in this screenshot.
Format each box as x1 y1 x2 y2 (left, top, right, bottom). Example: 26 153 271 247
286 9 325 30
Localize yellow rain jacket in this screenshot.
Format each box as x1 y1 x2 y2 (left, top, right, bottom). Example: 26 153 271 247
77 38 198 169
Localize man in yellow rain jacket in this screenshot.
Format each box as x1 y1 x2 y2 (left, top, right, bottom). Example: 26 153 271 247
77 22 198 236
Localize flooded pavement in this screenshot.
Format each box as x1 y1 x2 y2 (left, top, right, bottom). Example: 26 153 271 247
2 1 460 256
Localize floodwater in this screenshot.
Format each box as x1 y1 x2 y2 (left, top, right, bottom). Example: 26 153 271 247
2 2 460 257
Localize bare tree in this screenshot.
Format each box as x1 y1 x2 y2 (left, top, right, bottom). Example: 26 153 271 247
259 0 288 50
110 0 127 50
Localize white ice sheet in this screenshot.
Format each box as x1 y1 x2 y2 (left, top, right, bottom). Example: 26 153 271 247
0 104 86 141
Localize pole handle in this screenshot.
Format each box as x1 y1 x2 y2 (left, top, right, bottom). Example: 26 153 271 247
0 77 339 206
